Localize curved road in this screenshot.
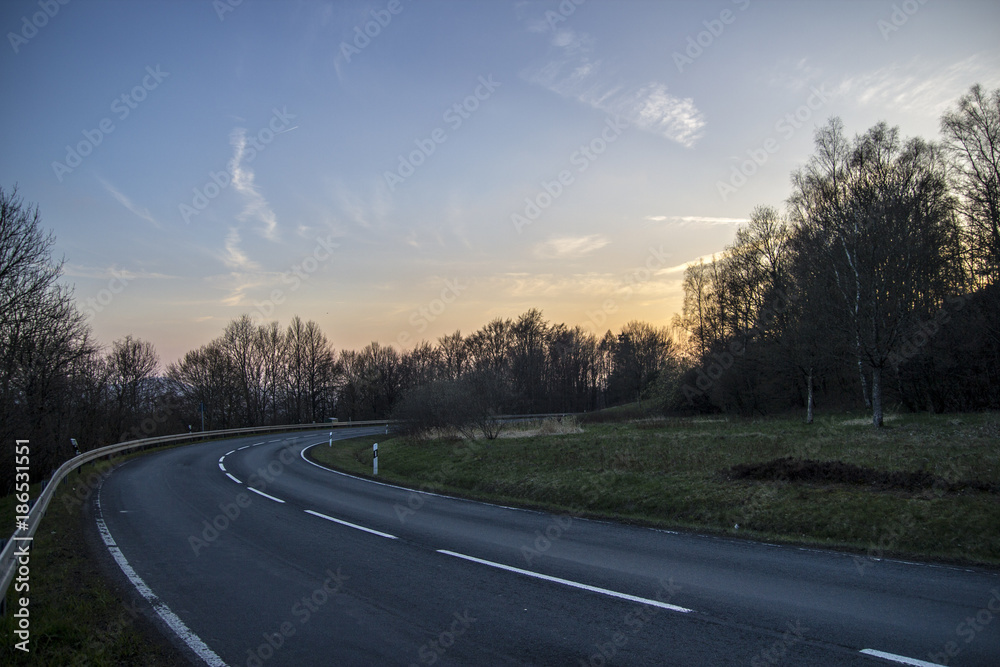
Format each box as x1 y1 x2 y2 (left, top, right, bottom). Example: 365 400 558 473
92 428 1000 666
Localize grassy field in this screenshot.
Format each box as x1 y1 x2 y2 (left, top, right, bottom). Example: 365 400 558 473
308 411 1000 566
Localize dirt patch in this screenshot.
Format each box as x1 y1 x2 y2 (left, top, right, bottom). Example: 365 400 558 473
727 457 998 494
840 414 900 426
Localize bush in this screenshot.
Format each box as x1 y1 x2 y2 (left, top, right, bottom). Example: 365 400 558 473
391 371 509 441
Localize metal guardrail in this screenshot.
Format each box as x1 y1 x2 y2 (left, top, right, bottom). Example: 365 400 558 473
0 420 389 613
494 413 575 421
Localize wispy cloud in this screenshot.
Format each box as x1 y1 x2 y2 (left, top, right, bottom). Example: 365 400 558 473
646 215 748 226
219 227 258 272
229 128 279 240
63 264 174 280
98 177 160 228
660 252 724 275
533 234 610 259
386 191 473 251
835 53 1000 117
606 83 705 147
207 271 271 308
493 270 678 300
328 177 394 232
332 180 372 229
522 27 706 147
766 57 824 92
207 231 280 306
500 272 612 298
443 192 473 249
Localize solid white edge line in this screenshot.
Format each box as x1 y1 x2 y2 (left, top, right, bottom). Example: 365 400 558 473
300 441 580 518
248 487 285 503
437 549 692 613
304 509 397 539
298 440 533 509
225 473 242 484
96 490 228 666
859 649 946 667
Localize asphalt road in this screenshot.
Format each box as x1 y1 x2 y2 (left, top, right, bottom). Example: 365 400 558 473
92 428 1000 666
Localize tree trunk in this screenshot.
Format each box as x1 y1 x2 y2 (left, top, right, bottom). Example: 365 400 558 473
806 366 814 424
856 354 871 409
871 365 883 427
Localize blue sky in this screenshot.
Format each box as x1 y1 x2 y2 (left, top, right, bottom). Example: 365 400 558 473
2 0 998 364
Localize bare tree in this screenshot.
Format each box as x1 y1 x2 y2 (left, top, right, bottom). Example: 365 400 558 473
0 186 93 491
509 309 548 413
258 320 286 424
718 205 797 415
402 340 442 389
790 119 962 426
302 319 338 421
547 323 600 412
438 330 468 381
467 317 512 375
725 206 791 332
609 321 673 408
674 258 716 361
167 340 240 430
106 335 159 439
222 315 268 425
940 84 1000 286
0 187 62 330
337 342 401 420
285 316 338 422
786 223 843 423
285 315 309 422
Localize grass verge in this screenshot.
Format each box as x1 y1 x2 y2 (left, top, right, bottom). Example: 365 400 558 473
1 454 190 665
307 412 1000 567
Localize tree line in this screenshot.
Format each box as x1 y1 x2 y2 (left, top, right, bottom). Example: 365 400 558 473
671 86 999 425
2 84 997 493
168 308 676 429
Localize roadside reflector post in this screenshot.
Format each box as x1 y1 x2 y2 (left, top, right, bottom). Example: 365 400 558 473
373 442 378 476
71 438 81 474
329 432 333 447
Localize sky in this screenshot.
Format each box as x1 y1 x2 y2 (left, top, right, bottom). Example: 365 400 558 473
2 0 998 366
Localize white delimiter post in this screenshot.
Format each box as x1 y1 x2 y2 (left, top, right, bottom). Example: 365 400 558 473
373 443 378 475
328 432 333 447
